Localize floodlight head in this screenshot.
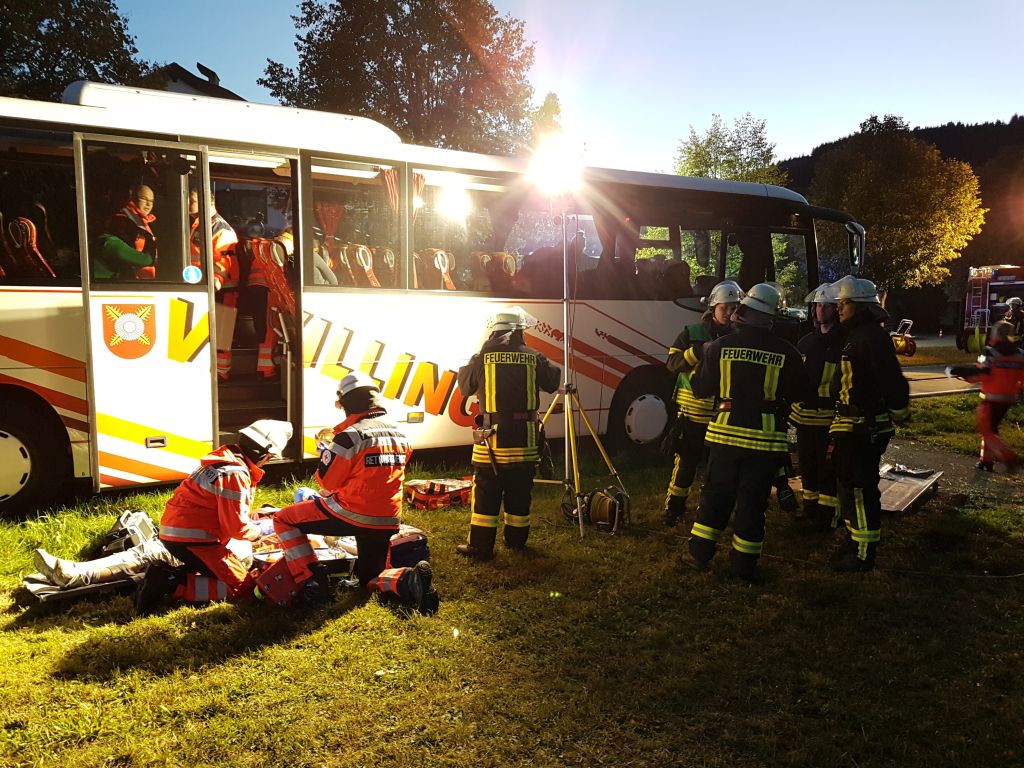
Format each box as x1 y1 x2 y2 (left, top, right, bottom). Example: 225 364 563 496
528 132 583 198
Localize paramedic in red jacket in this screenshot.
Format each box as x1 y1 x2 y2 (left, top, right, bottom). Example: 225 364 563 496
949 320 1024 471
135 419 293 614
273 372 436 612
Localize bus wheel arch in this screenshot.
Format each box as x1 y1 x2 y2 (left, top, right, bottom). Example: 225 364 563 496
605 365 674 453
0 386 72 519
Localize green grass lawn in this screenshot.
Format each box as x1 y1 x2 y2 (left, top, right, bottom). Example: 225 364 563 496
898 344 977 368
2 440 1023 767
898 393 1024 455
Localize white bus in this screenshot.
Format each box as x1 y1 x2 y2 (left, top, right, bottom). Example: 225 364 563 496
0 82 864 516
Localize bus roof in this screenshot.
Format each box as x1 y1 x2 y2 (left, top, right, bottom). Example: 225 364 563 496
0 81 807 206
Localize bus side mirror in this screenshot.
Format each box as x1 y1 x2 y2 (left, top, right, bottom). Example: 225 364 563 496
845 221 865 269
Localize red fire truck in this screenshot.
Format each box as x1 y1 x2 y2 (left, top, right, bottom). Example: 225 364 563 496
958 265 1024 352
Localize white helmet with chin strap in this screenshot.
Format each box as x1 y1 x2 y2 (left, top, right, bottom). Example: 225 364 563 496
1008 296 1022 309
707 280 744 307
832 275 880 304
239 419 293 457
487 305 537 332
337 370 380 399
805 282 839 305
740 282 781 316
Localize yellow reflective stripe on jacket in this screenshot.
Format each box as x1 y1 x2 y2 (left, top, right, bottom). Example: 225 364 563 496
818 361 837 398
675 388 715 422
683 347 700 367
471 444 541 464
789 403 834 426
706 415 788 452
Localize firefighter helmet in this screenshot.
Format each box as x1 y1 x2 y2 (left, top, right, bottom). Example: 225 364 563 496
239 419 293 457
805 282 839 305
833 275 880 304
487 305 536 332
740 282 781 316
1008 296 1022 309
707 280 744 307
337 371 380 398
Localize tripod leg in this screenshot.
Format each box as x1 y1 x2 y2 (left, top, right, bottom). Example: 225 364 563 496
571 390 629 498
565 390 586 538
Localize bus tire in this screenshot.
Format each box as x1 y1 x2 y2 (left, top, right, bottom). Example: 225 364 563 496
0 400 69 519
606 366 674 454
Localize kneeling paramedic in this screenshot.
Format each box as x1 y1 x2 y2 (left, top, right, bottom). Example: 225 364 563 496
272 372 437 613
829 277 910 572
662 280 742 526
136 419 292 614
686 283 808 580
456 307 561 561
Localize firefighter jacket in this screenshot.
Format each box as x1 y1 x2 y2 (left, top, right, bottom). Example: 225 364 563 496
458 330 561 465
790 324 843 427
951 342 1024 403
830 307 910 435
1005 307 1024 343
314 407 412 530
691 324 808 453
190 213 239 292
159 446 263 544
667 316 732 424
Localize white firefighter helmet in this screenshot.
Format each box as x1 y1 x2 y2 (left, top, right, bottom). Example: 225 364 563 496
1008 296 1022 309
707 280 744 307
832 275 880 304
239 419 293 457
805 282 839 305
487 305 537 332
740 282 781 316
337 370 380 399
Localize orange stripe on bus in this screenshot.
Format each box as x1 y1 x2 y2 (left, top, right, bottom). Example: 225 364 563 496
0 335 87 382
60 415 91 433
99 474 136 488
570 336 633 375
0 371 89 414
525 333 623 390
99 451 188 483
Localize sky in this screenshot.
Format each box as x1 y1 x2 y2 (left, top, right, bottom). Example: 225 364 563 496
118 0 1023 173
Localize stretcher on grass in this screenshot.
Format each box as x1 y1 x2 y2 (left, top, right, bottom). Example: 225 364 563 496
404 478 473 509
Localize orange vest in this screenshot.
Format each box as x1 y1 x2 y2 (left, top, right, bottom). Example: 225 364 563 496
159 446 263 544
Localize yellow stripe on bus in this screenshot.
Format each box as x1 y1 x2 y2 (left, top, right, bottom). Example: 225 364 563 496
97 413 212 459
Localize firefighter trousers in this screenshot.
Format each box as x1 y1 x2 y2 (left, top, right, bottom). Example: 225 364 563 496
162 540 255 603
977 401 1018 467
796 424 838 523
833 431 890 563
468 462 536 555
273 499 396 588
689 445 780 577
664 418 709 517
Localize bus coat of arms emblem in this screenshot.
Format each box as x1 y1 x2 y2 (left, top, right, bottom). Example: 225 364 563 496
102 304 156 359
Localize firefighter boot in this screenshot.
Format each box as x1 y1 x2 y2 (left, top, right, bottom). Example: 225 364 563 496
456 525 496 562
407 560 440 616
776 484 800 515
134 562 186 615
728 549 760 584
663 495 686 528
833 542 877 573
681 536 715 573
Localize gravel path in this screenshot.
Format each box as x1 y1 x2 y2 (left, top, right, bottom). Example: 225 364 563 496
884 439 1022 507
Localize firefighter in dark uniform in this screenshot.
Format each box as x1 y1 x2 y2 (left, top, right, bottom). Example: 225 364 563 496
829 277 910 572
685 283 809 580
1005 297 1024 348
662 280 743 526
791 282 843 528
456 307 561 561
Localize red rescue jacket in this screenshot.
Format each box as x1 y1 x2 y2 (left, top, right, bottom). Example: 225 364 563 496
314 407 412 530
961 343 1024 403
159 446 263 544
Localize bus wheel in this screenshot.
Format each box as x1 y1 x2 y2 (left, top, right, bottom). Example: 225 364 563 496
606 367 674 454
0 404 67 519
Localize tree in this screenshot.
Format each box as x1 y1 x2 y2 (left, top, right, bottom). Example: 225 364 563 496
674 113 788 185
0 0 150 102
260 0 536 154
810 114 986 290
529 91 562 144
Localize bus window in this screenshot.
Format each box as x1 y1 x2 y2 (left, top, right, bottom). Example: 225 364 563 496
503 205 603 299
412 168 538 295
0 128 80 284
306 158 400 289
771 232 810 312
83 143 201 285
813 219 852 284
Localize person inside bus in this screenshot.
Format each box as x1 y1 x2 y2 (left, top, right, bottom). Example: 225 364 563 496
189 189 240 380
96 184 158 280
133 419 293 615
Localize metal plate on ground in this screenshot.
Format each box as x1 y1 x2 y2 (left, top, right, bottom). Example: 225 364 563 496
879 464 942 513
